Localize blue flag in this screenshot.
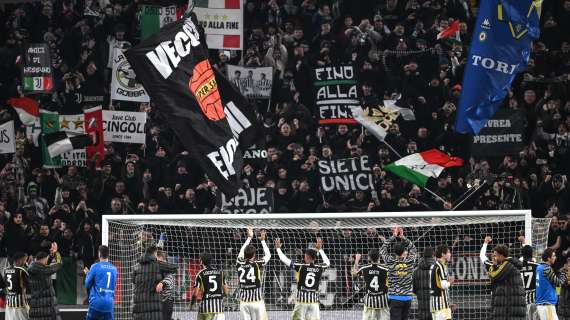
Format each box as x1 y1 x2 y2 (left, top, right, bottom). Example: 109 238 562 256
455 0 542 134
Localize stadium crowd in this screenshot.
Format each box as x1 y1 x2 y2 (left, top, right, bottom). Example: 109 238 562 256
0 0 569 290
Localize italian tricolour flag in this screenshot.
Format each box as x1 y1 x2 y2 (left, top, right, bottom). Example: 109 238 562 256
140 5 179 39
23 76 53 92
8 96 39 126
385 149 464 187
194 0 242 49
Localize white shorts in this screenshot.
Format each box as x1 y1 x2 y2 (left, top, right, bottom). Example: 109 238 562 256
197 313 225 320
292 303 320 320
527 304 538 320
239 300 267 320
6 306 29 320
431 308 452 320
537 305 559 320
362 305 389 320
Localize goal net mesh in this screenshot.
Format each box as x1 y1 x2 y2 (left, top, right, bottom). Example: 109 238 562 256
105 214 550 320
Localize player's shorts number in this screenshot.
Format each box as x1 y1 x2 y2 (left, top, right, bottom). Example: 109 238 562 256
305 272 316 288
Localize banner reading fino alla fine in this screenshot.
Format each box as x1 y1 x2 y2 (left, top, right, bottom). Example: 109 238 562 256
313 65 359 124
22 43 53 93
318 156 374 192
103 110 147 144
193 0 243 49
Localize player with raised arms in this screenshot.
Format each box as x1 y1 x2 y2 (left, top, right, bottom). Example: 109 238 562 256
275 237 330 320
236 226 271 320
352 249 389 320
479 236 526 319
84 246 118 320
379 227 418 320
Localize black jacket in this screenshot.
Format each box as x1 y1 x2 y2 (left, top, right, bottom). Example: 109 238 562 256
28 254 62 320
413 256 435 320
559 281 570 320
132 254 177 320
487 257 526 320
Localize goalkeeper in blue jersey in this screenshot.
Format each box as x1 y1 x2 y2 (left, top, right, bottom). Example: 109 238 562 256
84 246 118 320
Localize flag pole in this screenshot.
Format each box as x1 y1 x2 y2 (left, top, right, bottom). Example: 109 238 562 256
266 95 272 113
381 140 402 158
422 187 447 203
451 180 488 211
381 140 447 204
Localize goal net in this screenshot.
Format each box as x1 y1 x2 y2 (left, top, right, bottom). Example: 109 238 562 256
102 211 549 320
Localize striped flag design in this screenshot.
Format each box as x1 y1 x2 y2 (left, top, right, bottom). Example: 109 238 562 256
195 0 240 9
194 0 242 49
140 5 179 39
23 76 53 92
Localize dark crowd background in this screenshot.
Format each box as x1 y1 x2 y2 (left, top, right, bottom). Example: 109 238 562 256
0 0 569 270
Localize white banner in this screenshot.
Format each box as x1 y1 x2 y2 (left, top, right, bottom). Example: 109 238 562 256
103 110 147 144
226 65 273 99
0 121 16 154
59 114 86 167
194 1 243 50
110 49 150 102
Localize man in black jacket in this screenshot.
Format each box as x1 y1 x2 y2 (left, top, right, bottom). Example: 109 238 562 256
559 274 570 320
132 245 177 320
479 236 526 320
28 243 62 320
412 247 435 320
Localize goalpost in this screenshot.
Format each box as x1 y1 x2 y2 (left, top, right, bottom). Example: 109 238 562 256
102 210 550 320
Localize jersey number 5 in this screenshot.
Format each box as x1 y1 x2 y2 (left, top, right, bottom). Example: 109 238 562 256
208 276 218 292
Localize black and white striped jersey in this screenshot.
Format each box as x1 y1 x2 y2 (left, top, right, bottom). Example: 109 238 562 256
232 77 245 92
429 261 450 311
379 236 418 297
242 77 255 95
236 259 265 302
195 267 225 314
356 263 389 309
159 273 175 303
520 260 539 304
293 263 327 304
3 266 29 308
256 78 271 95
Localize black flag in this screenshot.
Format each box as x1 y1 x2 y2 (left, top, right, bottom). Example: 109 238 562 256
125 15 261 196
